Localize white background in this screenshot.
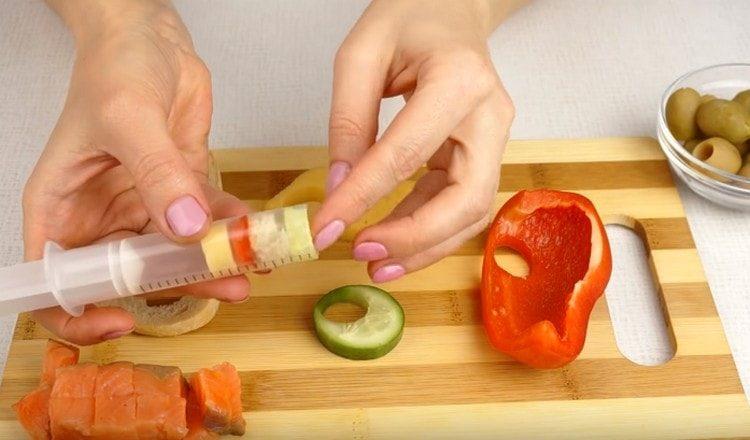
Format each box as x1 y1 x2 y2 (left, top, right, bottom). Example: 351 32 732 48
1 0 749 398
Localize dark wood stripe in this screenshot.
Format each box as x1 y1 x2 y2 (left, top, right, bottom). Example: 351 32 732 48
222 170 304 201
239 355 740 411
635 218 696 250
15 282 715 340
661 282 718 319
0 355 738 420
222 161 674 200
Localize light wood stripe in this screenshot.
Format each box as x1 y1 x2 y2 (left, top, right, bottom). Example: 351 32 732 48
651 249 706 284
222 160 674 200
0 318 730 387
312 217 694 259
12 281 717 343
247 395 750 440
212 138 666 172
1 394 748 439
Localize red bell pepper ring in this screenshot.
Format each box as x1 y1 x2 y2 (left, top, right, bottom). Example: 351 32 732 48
481 189 612 369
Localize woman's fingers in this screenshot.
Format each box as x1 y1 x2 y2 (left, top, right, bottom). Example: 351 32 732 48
31 305 135 346
314 73 484 250
202 184 250 219
352 95 511 262
182 184 253 300
327 40 387 194
146 275 250 303
101 102 211 242
368 214 490 282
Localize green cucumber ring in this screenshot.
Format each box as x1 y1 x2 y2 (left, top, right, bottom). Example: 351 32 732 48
313 285 405 360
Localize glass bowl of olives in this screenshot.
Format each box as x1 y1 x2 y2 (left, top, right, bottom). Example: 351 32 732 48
657 63 750 210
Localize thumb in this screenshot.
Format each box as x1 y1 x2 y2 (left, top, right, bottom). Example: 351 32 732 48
107 119 210 242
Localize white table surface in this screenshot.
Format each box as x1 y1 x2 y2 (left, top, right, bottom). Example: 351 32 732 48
1 0 749 399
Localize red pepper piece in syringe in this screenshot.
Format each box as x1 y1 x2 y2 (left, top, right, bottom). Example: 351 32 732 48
227 215 255 267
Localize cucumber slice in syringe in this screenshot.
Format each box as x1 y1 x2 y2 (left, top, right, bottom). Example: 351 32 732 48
313 285 405 360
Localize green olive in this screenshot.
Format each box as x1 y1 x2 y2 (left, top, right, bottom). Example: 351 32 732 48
695 99 750 145
693 137 742 175
733 90 750 113
735 140 749 156
700 94 717 105
666 88 701 141
683 138 704 153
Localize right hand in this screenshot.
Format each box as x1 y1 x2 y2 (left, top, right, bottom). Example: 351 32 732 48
23 0 250 345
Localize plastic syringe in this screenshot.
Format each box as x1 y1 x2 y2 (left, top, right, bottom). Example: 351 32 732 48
0 204 318 317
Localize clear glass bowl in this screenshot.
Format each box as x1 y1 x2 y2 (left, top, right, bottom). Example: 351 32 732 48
657 63 750 211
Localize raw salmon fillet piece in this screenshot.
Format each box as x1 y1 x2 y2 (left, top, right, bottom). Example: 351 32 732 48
15 340 80 440
91 362 137 439
41 340 79 387
133 364 188 439
49 363 97 439
52 363 98 398
136 394 188 439
12 385 51 440
190 362 245 436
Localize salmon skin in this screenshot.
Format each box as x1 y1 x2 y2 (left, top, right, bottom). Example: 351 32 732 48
185 389 219 440
189 363 245 436
15 340 245 439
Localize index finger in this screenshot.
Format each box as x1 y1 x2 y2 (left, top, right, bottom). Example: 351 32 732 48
312 73 486 250
32 305 135 346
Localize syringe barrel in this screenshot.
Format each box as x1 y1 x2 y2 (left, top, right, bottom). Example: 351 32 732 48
45 204 318 317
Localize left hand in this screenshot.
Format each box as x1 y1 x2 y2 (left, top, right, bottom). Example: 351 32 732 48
313 0 515 283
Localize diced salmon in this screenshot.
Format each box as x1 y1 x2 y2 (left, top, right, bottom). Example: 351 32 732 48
134 364 186 397
91 362 137 439
15 340 79 439
189 363 245 436
52 363 98 398
16 343 247 440
41 340 79 387
12 385 51 440
49 363 97 438
133 364 188 439
136 394 188 440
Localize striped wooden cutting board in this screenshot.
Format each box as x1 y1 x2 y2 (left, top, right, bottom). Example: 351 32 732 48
1 137 749 439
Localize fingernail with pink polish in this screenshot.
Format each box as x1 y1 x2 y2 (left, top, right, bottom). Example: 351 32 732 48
372 264 405 283
102 328 133 341
326 161 350 195
353 242 388 261
166 195 208 237
314 220 345 251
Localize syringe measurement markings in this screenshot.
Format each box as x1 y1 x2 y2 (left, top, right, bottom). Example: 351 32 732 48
135 252 310 292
